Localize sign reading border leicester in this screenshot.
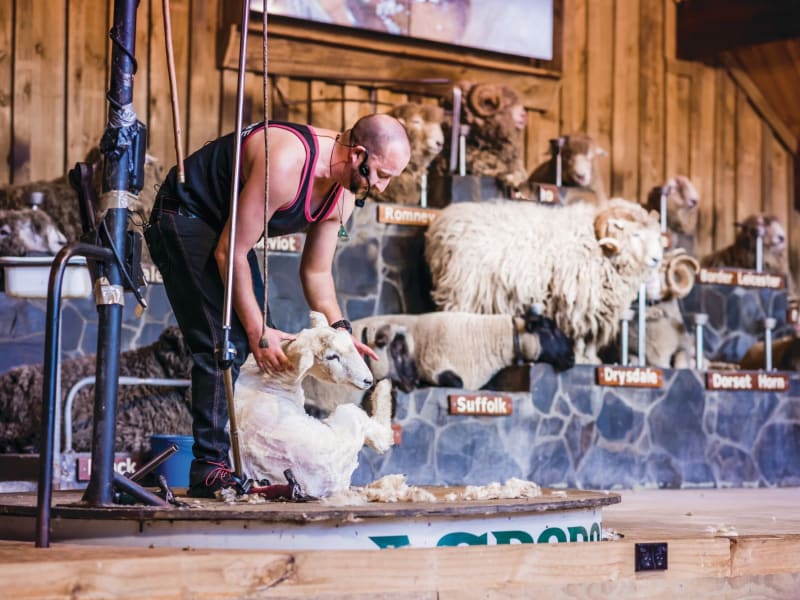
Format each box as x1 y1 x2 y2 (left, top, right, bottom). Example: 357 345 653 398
448 394 513 416
377 204 439 226
596 366 663 388
706 370 789 392
698 267 785 289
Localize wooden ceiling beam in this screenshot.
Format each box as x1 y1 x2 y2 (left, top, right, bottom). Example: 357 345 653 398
676 0 800 60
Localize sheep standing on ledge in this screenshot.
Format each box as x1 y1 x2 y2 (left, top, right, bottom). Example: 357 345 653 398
644 176 699 253
425 198 663 364
0 208 67 256
370 103 445 205
236 312 394 498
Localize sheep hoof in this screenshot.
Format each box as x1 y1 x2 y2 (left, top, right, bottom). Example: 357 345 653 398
436 370 463 388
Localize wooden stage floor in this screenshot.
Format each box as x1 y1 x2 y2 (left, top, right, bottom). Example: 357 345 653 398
1 487 799 598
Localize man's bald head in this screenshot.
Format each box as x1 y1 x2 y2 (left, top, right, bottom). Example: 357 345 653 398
351 113 411 165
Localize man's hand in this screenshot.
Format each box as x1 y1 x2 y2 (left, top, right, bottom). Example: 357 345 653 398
250 327 296 372
351 334 379 362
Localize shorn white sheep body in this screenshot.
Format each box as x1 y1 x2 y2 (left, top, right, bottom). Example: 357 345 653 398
351 310 575 390
425 198 663 364
235 312 394 498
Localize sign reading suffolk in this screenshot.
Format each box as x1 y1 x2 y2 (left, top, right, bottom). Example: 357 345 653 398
377 204 439 227
596 366 663 388
698 267 785 289
448 394 513 416
706 370 789 392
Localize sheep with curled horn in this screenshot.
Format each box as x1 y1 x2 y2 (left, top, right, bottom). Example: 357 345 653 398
425 198 663 364
431 81 528 190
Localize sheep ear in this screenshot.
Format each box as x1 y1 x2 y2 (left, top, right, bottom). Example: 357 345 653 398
598 237 621 254
309 311 329 328
649 209 660 222
596 146 608 157
374 325 391 348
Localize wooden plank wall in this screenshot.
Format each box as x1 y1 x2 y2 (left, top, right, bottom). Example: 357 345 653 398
0 0 797 287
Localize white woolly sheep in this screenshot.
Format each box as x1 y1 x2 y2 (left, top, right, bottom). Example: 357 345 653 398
370 102 445 205
425 198 663 364
627 249 700 369
431 81 528 189
700 213 794 294
349 308 575 390
0 326 193 454
0 208 67 256
522 133 608 206
302 322 417 416
235 311 394 498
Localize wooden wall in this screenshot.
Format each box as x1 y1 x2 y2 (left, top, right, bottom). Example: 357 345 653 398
0 0 797 286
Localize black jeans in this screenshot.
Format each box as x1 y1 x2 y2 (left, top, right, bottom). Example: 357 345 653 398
145 196 267 468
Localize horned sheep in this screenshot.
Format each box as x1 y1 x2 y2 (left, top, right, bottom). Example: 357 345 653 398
370 102 445 205
424 198 663 364
236 312 394 498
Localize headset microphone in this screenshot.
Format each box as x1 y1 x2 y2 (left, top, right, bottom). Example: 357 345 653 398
355 148 370 207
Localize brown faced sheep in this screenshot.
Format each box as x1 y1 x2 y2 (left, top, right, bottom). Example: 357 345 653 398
425 198 663 364
370 103 445 205
700 214 794 293
0 208 67 256
431 81 528 189
236 312 394 498
521 133 608 206
0 326 193 454
644 176 699 253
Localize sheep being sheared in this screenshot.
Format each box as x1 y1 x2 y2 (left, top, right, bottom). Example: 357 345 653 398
236 312 395 498
425 198 663 364
0 208 67 256
303 321 418 416
700 213 794 294
350 308 574 390
370 102 445 205
644 176 699 253
521 133 608 206
431 81 528 189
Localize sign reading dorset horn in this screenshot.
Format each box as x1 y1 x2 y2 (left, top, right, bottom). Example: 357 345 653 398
596 366 663 388
377 204 440 227
706 370 789 392
448 394 513 416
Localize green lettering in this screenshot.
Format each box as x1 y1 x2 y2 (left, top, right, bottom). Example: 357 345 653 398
493 530 534 545
437 532 489 547
590 522 601 542
369 535 411 549
568 526 589 542
537 527 567 544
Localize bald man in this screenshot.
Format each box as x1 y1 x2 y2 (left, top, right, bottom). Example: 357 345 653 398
145 114 411 497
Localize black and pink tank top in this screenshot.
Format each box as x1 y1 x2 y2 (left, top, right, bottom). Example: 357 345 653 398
160 121 343 236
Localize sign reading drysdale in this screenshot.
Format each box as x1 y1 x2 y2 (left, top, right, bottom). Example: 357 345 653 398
449 394 513 416
377 205 440 227
706 370 789 392
596 366 663 388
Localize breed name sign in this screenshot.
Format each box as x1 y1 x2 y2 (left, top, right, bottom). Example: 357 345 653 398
448 394 513 416
706 370 789 392
698 268 785 289
596 366 663 388
377 205 439 227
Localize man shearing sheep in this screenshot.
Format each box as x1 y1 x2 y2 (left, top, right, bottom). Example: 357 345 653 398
145 114 411 497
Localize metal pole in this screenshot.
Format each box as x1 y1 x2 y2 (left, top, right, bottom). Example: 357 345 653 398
637 284 647 365
694 313 708 370
764 318 776 371
217 0 251 479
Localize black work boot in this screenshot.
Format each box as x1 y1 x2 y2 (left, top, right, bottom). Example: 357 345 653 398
187 460 240 498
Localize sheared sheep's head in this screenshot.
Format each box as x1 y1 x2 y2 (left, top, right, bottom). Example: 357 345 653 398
516 307 575 371
560 134 607 188
644 249 700 301
735 214 787 256
594 199 663 273
0 208 67 256
289 312 374 390
361 323 418 393
389 103 445 169
645 175 699 234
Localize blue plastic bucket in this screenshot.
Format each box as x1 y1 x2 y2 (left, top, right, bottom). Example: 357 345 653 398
150 434 194 487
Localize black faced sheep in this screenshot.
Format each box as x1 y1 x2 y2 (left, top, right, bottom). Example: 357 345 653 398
424 198 663 364
628 249 700 368
431 81 528 189
302 322 418 416
700 213 794 294
0 326 192 454
236 312 394 498
0 208 67 256
370 102 445 205
521 133 608 206
349 308 574 390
